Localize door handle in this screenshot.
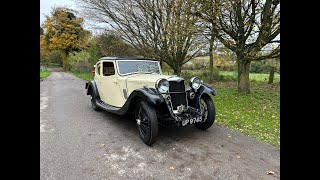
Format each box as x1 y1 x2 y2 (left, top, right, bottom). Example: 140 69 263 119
113 81 118 84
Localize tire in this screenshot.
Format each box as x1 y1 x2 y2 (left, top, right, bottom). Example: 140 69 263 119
135 100 158 146
91 90 100 111
194 95 216 130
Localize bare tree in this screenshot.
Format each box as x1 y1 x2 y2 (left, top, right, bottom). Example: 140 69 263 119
96 30 137 57
192 0 218 83
198 0 280 93
77 0 202 75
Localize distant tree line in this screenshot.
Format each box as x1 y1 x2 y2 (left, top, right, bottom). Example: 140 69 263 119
41 0 280 94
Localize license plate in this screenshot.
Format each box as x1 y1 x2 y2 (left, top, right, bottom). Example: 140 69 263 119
181 116 202 126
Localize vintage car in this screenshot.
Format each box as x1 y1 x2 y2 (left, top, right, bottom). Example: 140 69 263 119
85 57 217 145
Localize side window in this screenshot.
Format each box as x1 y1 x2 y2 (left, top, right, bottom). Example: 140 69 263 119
103 62 115 76
96 63 101 76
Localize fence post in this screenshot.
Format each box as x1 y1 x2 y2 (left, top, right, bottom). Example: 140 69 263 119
40 66 47 72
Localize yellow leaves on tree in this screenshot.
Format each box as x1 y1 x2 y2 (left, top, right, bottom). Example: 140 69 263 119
213 55 234 71
42 7 89 69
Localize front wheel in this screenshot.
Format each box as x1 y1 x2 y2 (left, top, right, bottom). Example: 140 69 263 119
135 100 158 146
194 95 216 130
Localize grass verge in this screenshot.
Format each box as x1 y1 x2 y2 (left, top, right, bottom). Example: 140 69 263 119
40 71 51 79
212 81 280 147
68 72 93 81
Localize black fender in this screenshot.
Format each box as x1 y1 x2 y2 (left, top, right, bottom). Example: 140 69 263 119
113 88 164 115
198 83 217 97
188 84 216 108
127 88 164 106
85 81 100 99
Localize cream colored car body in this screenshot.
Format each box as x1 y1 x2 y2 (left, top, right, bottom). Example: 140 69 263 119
95 59 170 107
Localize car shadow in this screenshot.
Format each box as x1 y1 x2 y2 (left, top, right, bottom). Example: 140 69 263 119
98 110 211 146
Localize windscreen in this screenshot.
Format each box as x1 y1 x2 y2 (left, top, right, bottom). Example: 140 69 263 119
117 60 161 75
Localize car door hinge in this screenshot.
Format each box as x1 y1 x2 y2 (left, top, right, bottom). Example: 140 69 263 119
123 89 128 99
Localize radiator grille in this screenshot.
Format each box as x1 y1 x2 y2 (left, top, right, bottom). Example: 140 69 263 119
169 81 187 110
169 81 185 92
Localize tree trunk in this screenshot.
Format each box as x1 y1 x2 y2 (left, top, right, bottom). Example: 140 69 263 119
268 66 275 84
238 59 251 94
208 33 214 84
173 66 181 76
61 50 68 70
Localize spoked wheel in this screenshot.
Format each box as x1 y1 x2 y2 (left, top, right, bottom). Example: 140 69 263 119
200 99 209 121
91 91 100 111
135 100 158 146
194 95 216 130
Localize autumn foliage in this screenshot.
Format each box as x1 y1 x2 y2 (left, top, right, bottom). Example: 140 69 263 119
42 7 89 69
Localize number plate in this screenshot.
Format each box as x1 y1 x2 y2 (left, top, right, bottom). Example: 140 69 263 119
181 116 202 126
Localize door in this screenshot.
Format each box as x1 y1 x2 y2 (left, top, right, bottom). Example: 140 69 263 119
94 62 103 98
100 61 125 107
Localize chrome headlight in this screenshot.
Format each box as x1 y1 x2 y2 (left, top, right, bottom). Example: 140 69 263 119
190 76 201 90
155 78 169 93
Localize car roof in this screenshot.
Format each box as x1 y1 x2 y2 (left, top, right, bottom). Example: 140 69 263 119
99 56 157 61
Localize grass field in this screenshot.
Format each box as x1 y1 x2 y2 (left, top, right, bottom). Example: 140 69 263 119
40 71 51 79
68 72 94 81
212 82 280 147
69 70 280 147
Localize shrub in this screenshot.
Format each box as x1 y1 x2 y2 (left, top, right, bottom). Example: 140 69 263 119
181 70 193 83
40 49 49 66
250 61 269 73
193 61 208 69
181 67 221 84
68 51 91 73
182 63 194 70
47 50 62 65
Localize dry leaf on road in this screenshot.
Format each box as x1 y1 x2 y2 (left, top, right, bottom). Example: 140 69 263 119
267 171 275 175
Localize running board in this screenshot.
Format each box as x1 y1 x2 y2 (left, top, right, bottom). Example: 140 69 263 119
96 101 121 113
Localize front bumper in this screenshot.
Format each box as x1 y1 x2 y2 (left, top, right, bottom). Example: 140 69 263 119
159 102 203 127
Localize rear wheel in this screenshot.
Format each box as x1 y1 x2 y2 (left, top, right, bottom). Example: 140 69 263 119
194 95 215 130
135 100 158 146
91 90 100 111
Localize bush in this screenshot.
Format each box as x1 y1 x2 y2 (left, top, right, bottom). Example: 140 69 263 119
68 51 91 73
181 67 221 84
88 38 102 65
40 49 63 67
182 63 194 70
250 61 269 73
193 61 208 69
47 51 62 65
40 49 49 66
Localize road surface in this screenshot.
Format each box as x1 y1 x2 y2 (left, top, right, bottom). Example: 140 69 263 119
40 71 280 180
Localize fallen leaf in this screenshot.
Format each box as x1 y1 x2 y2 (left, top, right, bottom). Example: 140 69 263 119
100 144 105 147
236 155 240 159
267 171 275 175
170 167 175 170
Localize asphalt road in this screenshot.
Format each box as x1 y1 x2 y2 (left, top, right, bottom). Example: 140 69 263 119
40 71 280 180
